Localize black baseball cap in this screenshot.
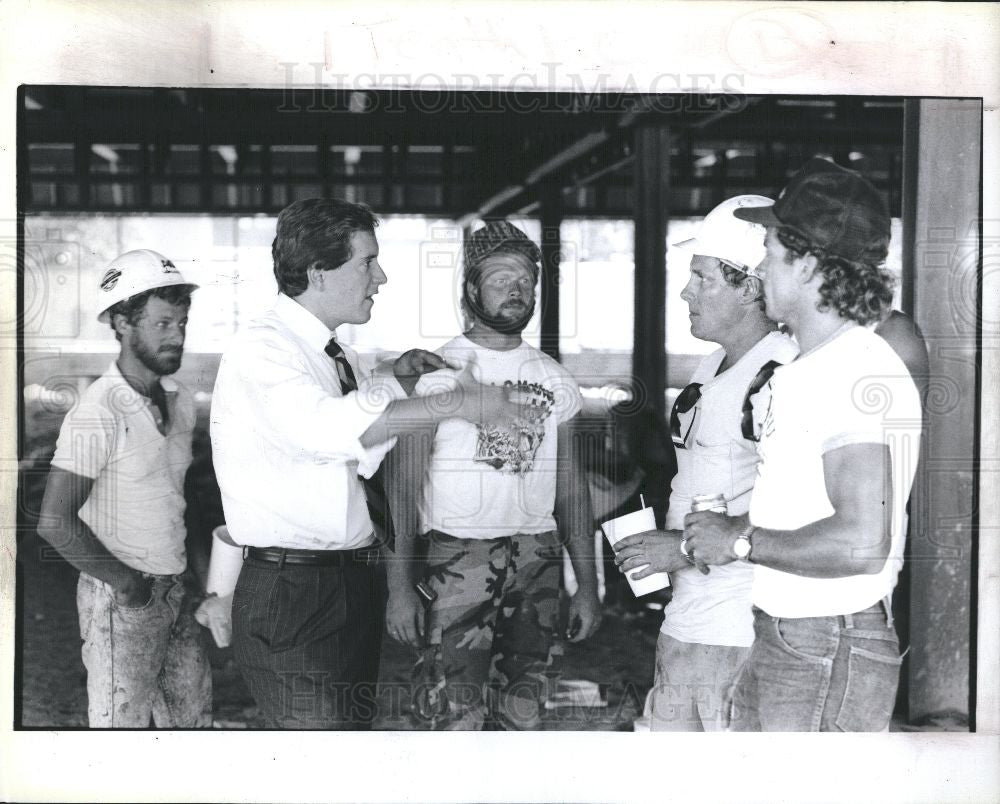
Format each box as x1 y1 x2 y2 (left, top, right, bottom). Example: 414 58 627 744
734 157 891 264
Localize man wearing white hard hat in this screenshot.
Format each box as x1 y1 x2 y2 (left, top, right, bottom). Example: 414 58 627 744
613 196 799 731
38 249 212 728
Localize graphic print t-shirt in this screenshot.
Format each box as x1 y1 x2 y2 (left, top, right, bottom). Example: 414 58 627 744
415 335 583 540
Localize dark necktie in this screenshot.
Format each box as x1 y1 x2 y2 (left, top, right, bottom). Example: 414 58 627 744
324 337 395 552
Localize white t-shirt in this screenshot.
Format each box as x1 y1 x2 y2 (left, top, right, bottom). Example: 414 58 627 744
50 361 194 575
662 332 799 646
750 325 923 618
415 335 582 540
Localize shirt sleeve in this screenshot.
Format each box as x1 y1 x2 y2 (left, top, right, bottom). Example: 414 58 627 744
215 332 395 471
413 369 461 398
550 364 583 425
819 361 919 454
50 400 115 480
358 355 410 404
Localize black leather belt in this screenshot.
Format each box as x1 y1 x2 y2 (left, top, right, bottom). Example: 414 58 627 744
244 545 382 567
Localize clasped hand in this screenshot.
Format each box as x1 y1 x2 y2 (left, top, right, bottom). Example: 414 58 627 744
392 348 453 395
613 529 710 577
681 511 748 566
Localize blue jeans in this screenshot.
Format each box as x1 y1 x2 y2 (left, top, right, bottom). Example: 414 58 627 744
77 572 213 728
729 599 901 731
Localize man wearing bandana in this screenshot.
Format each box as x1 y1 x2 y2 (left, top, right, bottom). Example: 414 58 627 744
386 221 602 730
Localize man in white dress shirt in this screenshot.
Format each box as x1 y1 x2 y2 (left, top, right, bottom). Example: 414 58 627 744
210 198 525 729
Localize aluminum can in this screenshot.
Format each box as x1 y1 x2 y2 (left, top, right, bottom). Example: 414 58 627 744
691 493 727 514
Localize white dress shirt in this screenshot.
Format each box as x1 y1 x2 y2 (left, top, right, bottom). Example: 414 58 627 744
210 293 397 550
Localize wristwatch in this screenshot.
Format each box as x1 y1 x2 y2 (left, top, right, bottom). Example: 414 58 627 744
734 525 754 561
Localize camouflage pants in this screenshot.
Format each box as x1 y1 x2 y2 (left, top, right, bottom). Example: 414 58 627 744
412 530 561 730
77 571 213 728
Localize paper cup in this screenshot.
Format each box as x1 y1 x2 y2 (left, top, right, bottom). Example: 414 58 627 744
207 525 243 597
602 507 670 596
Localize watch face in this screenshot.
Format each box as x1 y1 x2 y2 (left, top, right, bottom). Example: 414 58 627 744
734 538 751 559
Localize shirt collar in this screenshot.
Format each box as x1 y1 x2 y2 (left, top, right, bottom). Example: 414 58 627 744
274 292 334 353
105 360 180 413
702 331 784 388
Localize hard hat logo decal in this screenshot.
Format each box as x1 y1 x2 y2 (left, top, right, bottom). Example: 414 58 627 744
161 259 178 273
100 267 121 291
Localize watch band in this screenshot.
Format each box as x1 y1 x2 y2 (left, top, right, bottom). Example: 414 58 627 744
734 524 755 561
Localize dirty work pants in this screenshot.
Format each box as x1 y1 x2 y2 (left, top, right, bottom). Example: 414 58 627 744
77 571 212 728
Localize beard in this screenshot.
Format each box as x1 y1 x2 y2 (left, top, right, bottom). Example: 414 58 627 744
132 334 183 376
465 287 535 335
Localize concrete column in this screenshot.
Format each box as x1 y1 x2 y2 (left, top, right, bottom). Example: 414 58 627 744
538 183 562 362
904 98 982 727
632 124 670 422
977 109 1000 735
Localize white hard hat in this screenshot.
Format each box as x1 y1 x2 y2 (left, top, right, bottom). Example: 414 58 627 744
673 195 774 276
96 249 199 323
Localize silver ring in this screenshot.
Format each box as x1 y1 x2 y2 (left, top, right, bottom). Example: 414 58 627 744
680 538 690 557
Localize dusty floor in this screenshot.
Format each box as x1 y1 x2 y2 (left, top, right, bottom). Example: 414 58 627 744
17 532 661 730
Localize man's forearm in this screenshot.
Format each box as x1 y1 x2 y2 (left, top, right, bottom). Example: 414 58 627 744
385 530 421 590
559 484 599 593
556 420 599 593
564 528 599 593
37 519 140 589
751 517 891 578
382 421 433 593
361 395 444 448
707 511 889 578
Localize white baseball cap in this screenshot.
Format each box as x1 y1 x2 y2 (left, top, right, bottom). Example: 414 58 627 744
673 194 774 276
96 249 199 323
